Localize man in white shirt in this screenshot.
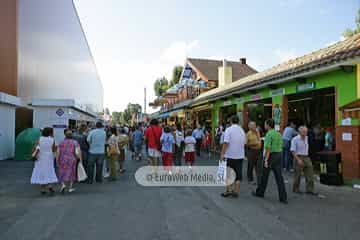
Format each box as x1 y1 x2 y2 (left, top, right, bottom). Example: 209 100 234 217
220 115 246 198
291 126 316 195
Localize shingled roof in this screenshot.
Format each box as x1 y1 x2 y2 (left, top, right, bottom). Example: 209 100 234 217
194 33 360 103
186 58 257 82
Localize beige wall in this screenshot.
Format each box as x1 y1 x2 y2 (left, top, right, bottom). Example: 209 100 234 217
0 0 17 96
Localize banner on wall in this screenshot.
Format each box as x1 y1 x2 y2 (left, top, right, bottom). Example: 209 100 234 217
270 88 285 97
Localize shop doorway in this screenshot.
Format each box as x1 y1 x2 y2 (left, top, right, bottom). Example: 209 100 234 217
246 99 273 133
287 87 336 168
219 104 237 127
197 109 212 130
287 87 335 128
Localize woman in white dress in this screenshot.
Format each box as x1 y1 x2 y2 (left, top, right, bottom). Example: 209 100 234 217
30 127 58 194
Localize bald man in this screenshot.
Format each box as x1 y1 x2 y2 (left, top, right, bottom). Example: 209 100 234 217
291 126 316 195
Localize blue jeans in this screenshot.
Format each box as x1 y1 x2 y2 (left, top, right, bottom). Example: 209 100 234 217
87 153 105 183
282 140 293 170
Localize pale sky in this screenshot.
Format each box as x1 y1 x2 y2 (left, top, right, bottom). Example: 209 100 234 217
73 0 359 113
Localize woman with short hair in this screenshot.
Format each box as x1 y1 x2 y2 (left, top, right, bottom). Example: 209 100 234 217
30 127 58 195
56 129 82 193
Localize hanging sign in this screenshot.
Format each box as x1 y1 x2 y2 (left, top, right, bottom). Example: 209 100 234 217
223 100 233 106
270 88 285 97
251 94 262 101
236 97 245 103
297 82 315 92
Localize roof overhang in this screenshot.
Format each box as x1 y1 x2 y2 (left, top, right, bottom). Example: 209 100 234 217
193 56 360 104
30 98 98 118
0 92 22 107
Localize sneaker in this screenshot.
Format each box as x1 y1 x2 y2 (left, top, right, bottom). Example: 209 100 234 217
68 188 76 193
221 192 233 198
306 191 318 196
104 172 110 178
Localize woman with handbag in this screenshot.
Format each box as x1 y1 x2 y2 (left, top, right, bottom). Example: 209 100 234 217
56 129 82 193
107 127 120 181
30 127 58 195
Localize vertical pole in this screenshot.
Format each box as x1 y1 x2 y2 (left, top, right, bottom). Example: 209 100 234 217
144 87 147 114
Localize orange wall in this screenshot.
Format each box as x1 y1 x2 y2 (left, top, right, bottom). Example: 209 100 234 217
0 0 17 96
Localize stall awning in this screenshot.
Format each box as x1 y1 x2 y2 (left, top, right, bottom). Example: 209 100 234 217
170 109 185 117
159 112 171 119
192 104 213 112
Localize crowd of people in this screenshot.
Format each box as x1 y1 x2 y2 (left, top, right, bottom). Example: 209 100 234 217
30 115 326 205
29 119 209 194
31 121 128 194
215 116 324 203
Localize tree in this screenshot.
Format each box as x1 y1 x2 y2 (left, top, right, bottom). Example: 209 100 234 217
154 77 169 97
170 65 183 86
343 9 360 38
112 111 124 124
111 103 142 125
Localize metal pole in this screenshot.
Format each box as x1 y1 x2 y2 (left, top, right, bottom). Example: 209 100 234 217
144 87 147 114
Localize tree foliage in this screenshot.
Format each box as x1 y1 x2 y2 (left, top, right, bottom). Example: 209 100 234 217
154 77 170 97
343 9 360 38
153 65 184 97
170 65 184 86
111 103 142 125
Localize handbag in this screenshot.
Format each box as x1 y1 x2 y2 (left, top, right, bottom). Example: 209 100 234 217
77 161 87 182
216 160 227 185
108 144 118 156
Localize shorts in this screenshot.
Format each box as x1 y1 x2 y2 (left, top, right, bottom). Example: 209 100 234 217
226 158 243 181
148 148 161 158
185 152 195 165
162 152 173 169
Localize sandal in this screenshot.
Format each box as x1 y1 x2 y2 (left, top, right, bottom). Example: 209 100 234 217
60 185 66 194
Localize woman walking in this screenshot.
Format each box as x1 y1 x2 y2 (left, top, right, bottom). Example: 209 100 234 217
56 129 82 193
118 128 129 173
30 127 58 195
107 127 119 181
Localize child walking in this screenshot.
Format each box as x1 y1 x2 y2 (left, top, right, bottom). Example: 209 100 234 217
184 130 196 168
160 126 175 173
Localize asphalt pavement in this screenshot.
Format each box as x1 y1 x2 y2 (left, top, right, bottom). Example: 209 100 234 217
0 150 359 240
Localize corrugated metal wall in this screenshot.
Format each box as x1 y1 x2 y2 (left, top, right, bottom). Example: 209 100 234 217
18 0 103 113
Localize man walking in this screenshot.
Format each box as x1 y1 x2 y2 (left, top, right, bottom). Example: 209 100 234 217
253 119 288 204
144 119 162 168
291 126 317 195
192 124 204 157
72 124 89 175
86 121 106 184
220 115 246 198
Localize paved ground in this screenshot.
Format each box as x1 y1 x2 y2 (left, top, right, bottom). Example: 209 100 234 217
1 150 359 240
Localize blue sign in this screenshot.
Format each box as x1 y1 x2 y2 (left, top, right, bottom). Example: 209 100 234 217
56 108 64 117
